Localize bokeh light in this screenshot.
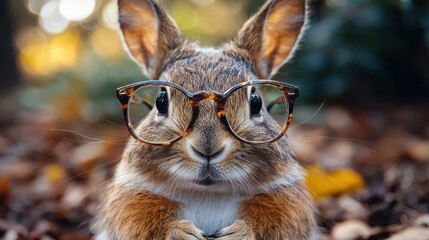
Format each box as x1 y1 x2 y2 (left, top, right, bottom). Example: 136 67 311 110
170 3 199 31
90 26 124 60
59 0 97 22
101 0 119 30
167 0 246 43
17 0 249 80
39 0 69 34
27 0 47 14
18 29 82 78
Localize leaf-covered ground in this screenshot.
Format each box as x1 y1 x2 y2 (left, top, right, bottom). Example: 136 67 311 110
0 105 428 240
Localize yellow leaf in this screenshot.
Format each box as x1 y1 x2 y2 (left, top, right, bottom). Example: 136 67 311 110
305 165 364 200
44 164 66 183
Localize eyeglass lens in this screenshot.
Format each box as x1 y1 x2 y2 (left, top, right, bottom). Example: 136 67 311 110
224 84 289 142
127 85 192 143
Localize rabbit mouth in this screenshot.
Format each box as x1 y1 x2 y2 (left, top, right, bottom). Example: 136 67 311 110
196 164 221 186
195 177 218 186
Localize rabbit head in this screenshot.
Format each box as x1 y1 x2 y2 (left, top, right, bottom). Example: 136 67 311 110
116 0 307 195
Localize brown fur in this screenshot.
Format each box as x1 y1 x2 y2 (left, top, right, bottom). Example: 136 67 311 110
99 184 179 239
96 183 206 239
213 185 316 240
239 185 316 239
234 0 306 78
118 0 184 78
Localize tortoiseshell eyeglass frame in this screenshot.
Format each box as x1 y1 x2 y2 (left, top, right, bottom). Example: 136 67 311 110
116 80 299 145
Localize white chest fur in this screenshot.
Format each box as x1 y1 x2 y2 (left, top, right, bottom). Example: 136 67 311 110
114 163 243 235
175 193 241 235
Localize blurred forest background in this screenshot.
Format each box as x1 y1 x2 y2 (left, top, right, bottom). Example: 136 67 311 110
1 0 429 239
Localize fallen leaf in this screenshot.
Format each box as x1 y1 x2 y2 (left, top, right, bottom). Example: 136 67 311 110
406 139 429 162
331 219 372 240
0 175 10 197
305 165 364 199
43 164 67 183
70 143 107 173
414 214 429 227
387 226 429 240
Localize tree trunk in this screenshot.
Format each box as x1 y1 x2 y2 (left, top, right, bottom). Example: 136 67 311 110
0 0 20 92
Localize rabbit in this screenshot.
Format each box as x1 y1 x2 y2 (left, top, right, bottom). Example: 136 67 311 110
93 0 319 239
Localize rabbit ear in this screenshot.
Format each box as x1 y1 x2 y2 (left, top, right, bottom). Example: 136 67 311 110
234 0 307 78
118 0 183 78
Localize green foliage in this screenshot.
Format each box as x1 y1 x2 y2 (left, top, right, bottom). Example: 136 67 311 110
280 0 429 105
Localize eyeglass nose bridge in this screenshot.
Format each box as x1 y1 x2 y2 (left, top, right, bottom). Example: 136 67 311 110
187 91 227 115
185 91 230 134
189 91 226 104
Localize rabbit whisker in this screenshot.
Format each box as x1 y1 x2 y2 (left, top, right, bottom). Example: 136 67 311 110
291 100 326 129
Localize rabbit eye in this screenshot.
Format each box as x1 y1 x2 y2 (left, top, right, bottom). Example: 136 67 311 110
249 90 262 117
156 88 168 116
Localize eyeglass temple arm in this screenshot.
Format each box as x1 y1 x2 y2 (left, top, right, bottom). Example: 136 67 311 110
129 95 154 109
266 96 286 112
141 100 153 109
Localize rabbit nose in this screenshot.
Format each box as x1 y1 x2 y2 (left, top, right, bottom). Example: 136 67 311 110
185 139 232 164
189 145 225 162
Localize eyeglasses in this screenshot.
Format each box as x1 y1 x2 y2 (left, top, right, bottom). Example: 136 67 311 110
116 80 299 145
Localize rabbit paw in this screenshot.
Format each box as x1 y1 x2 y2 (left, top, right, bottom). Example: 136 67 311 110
166 220 207 240
212 220 255 240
